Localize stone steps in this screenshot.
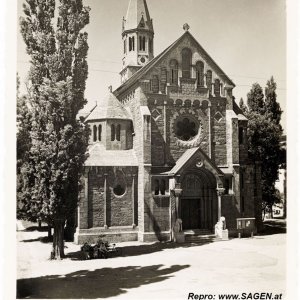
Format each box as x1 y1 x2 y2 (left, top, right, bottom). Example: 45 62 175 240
185 235 215 243
183 229 219 243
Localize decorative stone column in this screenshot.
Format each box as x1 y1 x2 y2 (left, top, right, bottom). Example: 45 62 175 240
208 103 212 158
132 174 136 228
217 188 225 221
215 188 228 240
173 183 182 220
171 183 185 243
103 173 108 229
84 168 90 229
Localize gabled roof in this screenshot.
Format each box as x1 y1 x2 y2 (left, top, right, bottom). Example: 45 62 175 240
85 92 131 122
162 146 224 177
123 0 153 33
114 30 235 96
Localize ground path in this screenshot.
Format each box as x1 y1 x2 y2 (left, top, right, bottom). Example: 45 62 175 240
17 221 286 299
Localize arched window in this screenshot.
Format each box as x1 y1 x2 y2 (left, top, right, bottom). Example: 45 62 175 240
206 70 212 93
116 124 121 141
214 79 220 96
175 117 198 141
169 59 178 85
151 75 159 93
93 125 97 142
154 179 159 195
111 124 115 141
139 36 146 51
182 48 192 78
239 127 244 144
160 179 166 195
149 38 153 53
196 61 204 87
160 67 167 93
98 124 102 141
129 37 135 51
129 37 132 51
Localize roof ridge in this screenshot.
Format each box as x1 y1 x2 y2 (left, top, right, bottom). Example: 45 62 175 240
85 93 132 122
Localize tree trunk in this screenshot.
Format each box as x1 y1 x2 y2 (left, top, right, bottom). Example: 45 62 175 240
48 224 52 238
262 207 266 221
270 205 274 219
51 220 65 260
38 220 42 229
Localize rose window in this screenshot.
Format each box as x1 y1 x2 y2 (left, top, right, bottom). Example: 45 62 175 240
175 117 198 141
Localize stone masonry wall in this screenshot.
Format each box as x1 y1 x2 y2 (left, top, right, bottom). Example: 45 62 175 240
148 96 210 166
210 98 227 166
79 166 138 229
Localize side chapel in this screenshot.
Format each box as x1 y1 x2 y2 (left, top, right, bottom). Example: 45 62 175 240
75 0 262 243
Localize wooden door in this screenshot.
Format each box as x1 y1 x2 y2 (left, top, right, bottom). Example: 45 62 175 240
182 199 200 230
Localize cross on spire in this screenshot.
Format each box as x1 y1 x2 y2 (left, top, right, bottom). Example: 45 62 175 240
183 23 190 31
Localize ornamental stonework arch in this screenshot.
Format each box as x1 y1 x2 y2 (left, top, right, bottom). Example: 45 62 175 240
170 108 205 148
171 98 211 107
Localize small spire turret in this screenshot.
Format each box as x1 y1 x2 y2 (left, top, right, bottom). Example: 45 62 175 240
120 0 154 84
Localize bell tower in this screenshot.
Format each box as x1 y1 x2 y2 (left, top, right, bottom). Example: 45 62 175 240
121 0 154 83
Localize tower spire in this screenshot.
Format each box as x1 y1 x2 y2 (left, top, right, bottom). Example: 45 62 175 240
120 0 154 84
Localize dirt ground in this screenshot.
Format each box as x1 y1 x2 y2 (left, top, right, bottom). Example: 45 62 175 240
16 220 286 299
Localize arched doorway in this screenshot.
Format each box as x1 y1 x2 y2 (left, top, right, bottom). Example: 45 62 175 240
180 171 217 230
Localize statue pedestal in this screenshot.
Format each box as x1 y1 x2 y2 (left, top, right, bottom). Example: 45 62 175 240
215 226 229 240
215 217 229 240
174 232 185 243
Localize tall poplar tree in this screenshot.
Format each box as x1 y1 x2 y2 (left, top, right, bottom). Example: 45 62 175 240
245 79 284 218
19 0 90 259
247 83 265 114
265 76 282 126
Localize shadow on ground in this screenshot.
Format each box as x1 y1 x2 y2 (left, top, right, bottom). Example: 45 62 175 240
17 264 190 299
23 225 49 232
258 219 286 236
66 238 214 261
20 236 53 243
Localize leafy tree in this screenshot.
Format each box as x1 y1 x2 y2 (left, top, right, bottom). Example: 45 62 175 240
17 73 33 220
265 76 282 126
19 0 90 259
245 79 284 218
247 83 265 114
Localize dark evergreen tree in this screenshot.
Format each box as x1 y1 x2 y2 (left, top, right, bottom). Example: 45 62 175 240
247 83 265 114
19 0 90 259
245 78 285 218
17 73 33 220
265 76 282 126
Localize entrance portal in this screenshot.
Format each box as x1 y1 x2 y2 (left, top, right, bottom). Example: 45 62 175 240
182 199 200 229
180 172 216 230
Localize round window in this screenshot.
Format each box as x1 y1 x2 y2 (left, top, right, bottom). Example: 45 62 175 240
113 184 126 196
175 117 198 141
140 57 146 63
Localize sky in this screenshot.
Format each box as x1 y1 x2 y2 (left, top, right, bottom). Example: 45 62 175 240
17 0 287 130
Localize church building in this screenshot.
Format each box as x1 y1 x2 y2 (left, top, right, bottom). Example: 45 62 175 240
75 0 262 243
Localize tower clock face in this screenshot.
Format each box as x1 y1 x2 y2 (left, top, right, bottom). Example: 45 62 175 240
138 55 148 65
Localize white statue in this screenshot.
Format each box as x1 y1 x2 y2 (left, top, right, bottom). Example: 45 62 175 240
174 218 183 233
215 216 228 240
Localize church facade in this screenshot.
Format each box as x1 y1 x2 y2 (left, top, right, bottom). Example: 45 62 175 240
74 0 262 243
